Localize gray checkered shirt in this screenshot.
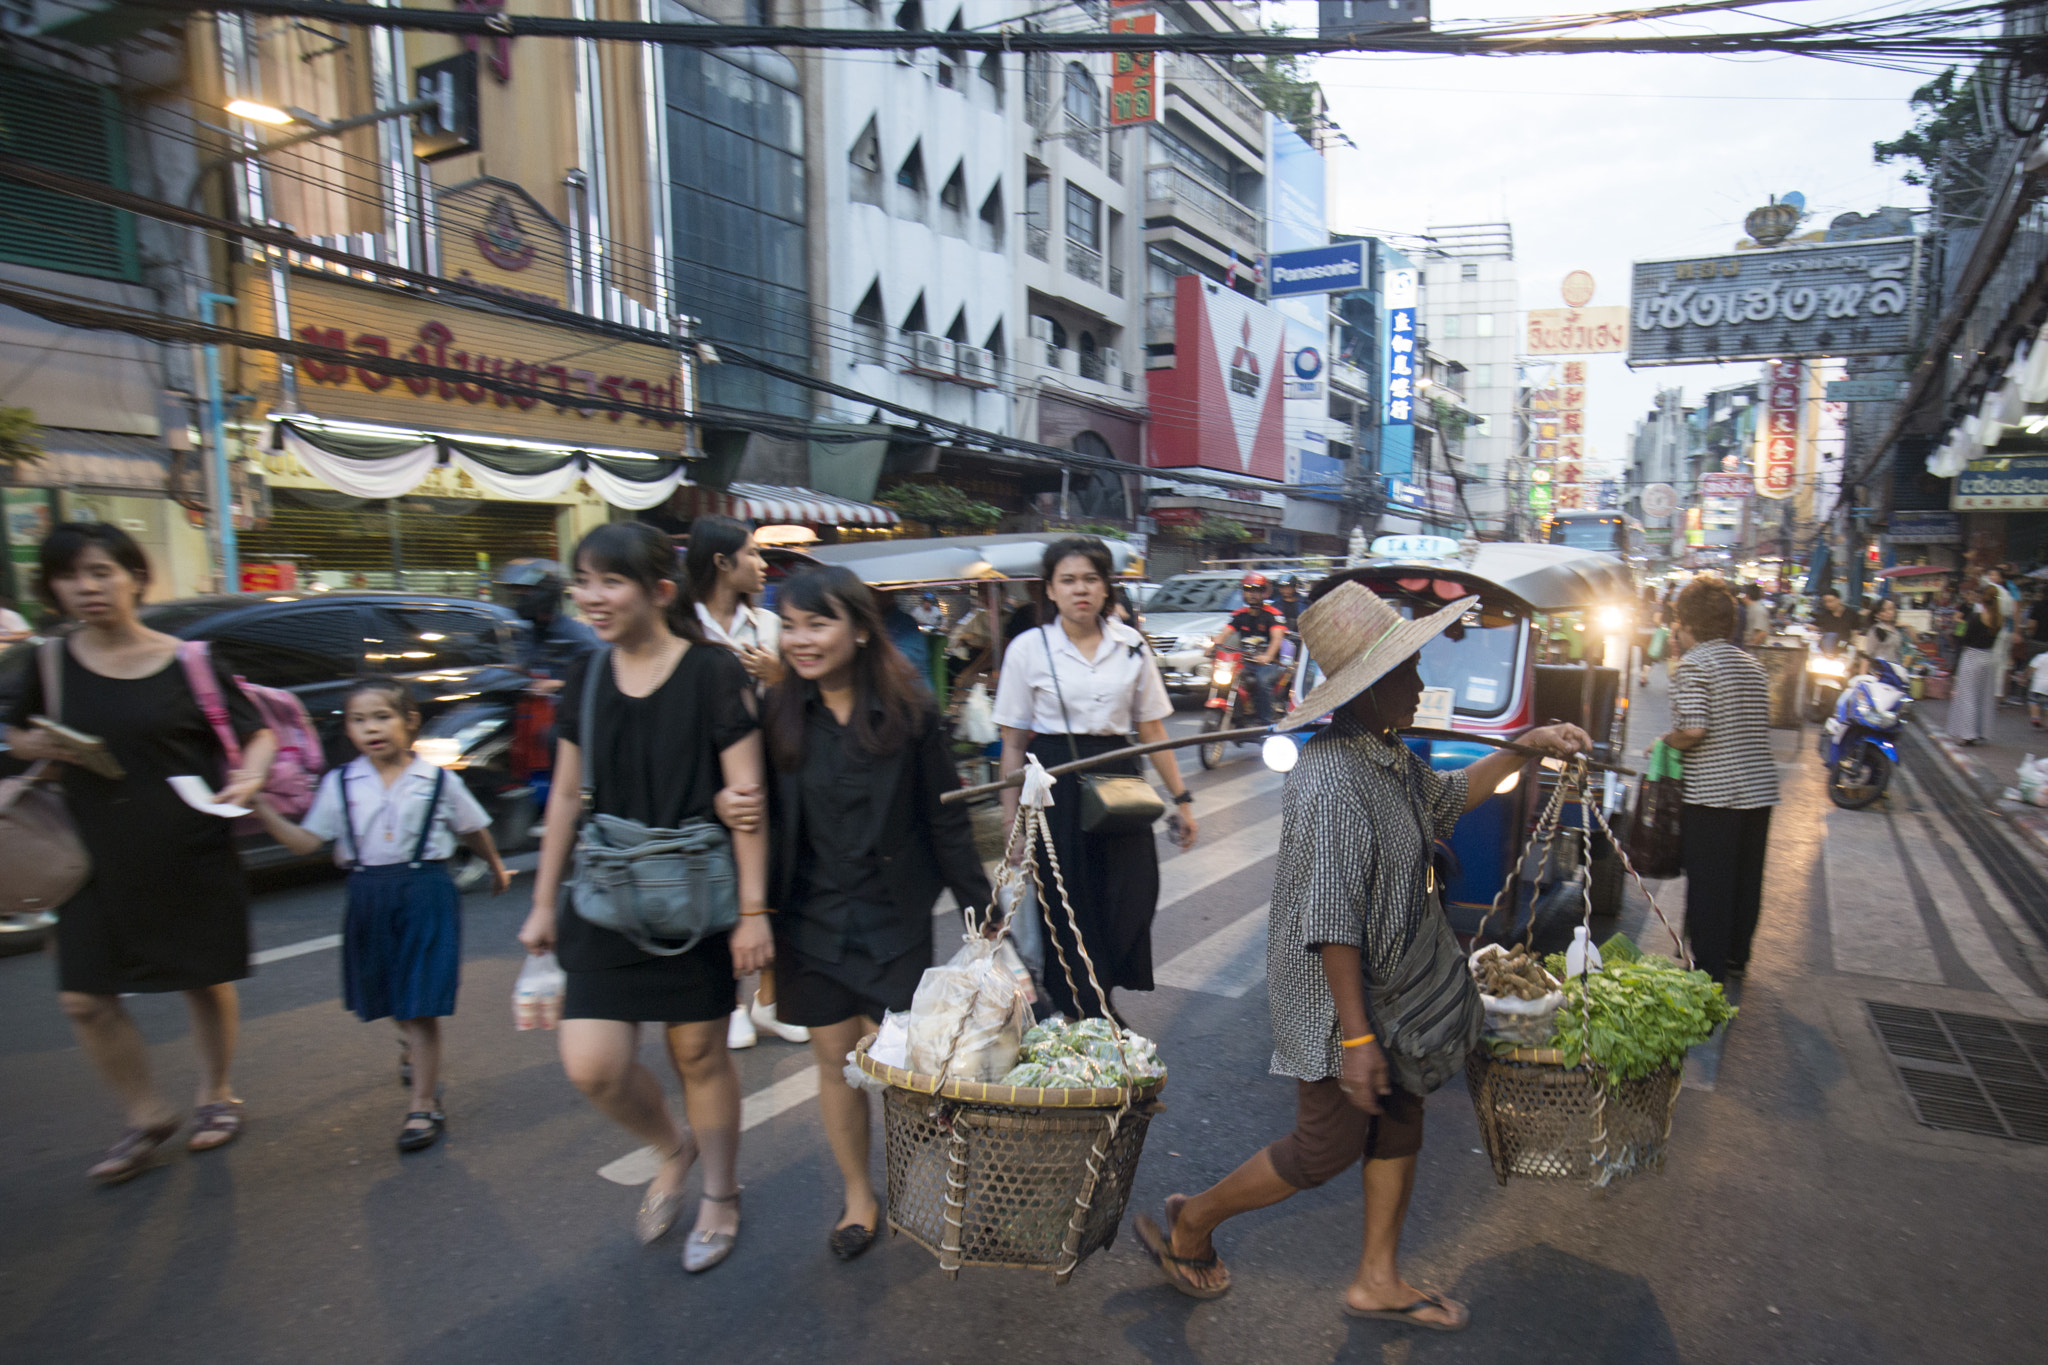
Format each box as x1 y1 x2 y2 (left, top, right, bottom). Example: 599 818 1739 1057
1266 716 1470 1082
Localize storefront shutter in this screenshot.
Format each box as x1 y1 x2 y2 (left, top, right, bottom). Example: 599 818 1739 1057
0 63 138 282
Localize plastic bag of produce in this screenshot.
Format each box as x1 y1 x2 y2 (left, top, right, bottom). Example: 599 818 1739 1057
1469 944 1565 1046
906 936 1029 1081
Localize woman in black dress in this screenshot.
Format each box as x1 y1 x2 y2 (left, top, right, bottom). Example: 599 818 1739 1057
991 537 1198 1021
518 523 771 1274
756 567 990 1259
4 524 274 1182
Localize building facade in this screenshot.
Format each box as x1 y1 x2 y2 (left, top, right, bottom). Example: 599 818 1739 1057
1415 222 1515 538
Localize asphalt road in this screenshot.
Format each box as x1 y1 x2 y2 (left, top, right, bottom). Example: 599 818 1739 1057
4 683 2047 1365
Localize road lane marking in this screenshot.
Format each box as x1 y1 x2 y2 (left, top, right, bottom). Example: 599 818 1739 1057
598 1067 824 1185
1823 807 1943 984
251 934 342 966
1153 903 1269 998
1157 814 1284 907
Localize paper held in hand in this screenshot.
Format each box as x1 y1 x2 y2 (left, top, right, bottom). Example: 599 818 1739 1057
167 774 251 818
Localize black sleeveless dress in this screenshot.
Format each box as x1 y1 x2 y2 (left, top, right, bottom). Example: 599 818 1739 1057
7 644 261 994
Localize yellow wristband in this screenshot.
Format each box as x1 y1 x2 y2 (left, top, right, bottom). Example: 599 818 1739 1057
1341 1033 1377 1048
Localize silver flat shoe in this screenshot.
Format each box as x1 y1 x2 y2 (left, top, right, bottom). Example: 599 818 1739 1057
636 1138 698 1245
681 1188 741 1273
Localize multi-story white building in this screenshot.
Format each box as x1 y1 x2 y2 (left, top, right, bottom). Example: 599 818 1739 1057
1416 223 1517 537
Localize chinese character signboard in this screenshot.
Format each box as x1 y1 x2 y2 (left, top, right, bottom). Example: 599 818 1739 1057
1384 267 1416 427
1628 237 1919 366
1755 361 1801 500
1108 15 1157 126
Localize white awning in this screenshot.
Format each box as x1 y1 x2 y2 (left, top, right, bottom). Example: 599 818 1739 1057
706 483 900 526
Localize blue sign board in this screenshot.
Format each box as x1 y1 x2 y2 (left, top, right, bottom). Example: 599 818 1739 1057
1268 242 1368 298
1885 511 1960 544
1955 455 2048 511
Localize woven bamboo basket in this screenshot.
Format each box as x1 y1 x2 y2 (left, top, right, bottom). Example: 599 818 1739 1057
1465 1046 1683 1187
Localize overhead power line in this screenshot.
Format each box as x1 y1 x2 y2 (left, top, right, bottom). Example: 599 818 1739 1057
131 0 2042 69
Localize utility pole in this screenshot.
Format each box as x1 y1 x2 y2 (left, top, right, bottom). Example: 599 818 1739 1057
198 291 239 592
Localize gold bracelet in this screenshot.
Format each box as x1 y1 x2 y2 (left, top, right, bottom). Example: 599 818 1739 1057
1341 1033 1377 1048
738 908 773 918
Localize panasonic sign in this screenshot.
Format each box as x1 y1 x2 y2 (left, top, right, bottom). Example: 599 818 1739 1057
1267 242 1367 298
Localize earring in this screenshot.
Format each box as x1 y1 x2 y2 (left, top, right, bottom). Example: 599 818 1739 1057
857 636 870 647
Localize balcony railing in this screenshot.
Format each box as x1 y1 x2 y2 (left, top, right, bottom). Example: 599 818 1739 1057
1078 350 1107 382
1026 224 1050 261
1108 146 1124 182
1144 164 1258 247
1065 112 1102 165
1109 265 1125 297
1166 53 1266 132
1066 238 1102 285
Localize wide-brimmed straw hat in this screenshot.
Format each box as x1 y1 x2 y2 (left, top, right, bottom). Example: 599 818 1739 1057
1276 581 1480 732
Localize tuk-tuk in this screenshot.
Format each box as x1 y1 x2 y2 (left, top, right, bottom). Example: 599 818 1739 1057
1263 539 1639 932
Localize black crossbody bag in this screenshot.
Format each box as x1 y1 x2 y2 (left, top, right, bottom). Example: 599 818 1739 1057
1040 626 1167 835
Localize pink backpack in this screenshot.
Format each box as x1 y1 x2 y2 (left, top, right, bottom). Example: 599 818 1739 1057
178 640 324 819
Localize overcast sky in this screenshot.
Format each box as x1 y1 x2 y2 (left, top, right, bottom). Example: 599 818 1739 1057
1268 0 1934 476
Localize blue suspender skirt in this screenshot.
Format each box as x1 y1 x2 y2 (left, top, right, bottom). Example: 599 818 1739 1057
339 767 463 1022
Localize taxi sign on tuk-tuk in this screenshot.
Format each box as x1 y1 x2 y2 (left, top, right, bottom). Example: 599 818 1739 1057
1372 534 1462 560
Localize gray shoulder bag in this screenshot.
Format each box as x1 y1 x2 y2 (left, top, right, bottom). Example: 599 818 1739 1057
1041 626 1166 835
568 646 740 956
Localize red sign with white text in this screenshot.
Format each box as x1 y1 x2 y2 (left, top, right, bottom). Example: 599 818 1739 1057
1757 360 1801 500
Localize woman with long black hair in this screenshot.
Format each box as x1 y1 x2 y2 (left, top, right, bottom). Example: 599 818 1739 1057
746 566 989 1258
992 537 1197 1021
518 521 772 1274
683 514 804 1050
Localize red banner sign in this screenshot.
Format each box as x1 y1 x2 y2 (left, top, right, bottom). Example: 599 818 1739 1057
1108 14 1157 126
1757 360 1801 500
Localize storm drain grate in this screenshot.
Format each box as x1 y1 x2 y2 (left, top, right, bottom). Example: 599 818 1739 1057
1866 1002 2048 1143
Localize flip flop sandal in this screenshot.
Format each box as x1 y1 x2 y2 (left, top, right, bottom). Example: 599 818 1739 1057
187 1100 244 1152
1134 1211 1230 1300
397 1111 446 1153
87 1117 182 1185
1342 1291 1469 1332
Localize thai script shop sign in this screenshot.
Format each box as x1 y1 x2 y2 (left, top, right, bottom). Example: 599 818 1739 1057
241 269 685 446
1954 455 2048 510
1628 237 1919 366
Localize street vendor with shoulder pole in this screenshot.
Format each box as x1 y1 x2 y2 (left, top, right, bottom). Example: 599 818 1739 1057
1136 574 1589 1329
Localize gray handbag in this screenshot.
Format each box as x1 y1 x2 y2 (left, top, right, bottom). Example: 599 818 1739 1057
568 647 739 956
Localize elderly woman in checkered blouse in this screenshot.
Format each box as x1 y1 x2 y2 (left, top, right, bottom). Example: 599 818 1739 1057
1134 572 1590 1329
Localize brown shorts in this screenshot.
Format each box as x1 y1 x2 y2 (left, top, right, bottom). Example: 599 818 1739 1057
1265 1078 1425 1189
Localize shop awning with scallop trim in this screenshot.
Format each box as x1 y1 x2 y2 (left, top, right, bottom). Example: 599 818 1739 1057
700 482 900 526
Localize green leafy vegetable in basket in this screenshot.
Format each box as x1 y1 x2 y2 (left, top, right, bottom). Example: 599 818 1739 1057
1549 958 1735 1081
998 1017 1166 1087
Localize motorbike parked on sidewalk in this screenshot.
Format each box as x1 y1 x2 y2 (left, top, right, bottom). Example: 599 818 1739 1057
1820 657 1910 809
1197 643 1293 769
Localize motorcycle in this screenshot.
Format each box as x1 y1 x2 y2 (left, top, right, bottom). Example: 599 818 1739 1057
1805 640 1851 723
1820 657 1909 810
1198 642 1294 769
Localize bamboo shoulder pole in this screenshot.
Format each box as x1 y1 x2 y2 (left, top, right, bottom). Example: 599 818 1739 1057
941 726 1635 803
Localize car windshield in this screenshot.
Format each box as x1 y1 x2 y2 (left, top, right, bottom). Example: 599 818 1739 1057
1549 517 1624 552
1148 578 1242 613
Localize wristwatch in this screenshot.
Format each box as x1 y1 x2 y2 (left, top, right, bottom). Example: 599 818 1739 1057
1172 790 1195 806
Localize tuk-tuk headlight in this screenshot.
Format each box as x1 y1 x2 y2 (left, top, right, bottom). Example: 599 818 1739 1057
1262 734 1301 773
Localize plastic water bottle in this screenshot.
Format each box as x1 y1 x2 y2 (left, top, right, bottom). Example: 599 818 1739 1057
1565 925 1603 979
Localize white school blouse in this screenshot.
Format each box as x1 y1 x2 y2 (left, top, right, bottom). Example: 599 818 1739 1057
992 621 1173 736
300 756 491 868
695 601 780 653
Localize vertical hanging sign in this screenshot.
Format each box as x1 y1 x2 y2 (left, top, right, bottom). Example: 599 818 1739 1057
1757 360 1801 499
1108 14 1158 126
1385 267 1417 427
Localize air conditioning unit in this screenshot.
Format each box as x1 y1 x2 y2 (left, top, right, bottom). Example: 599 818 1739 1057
1100 346 1124 385
902 331 956 378
1028 316 1055 344
954 344 996 387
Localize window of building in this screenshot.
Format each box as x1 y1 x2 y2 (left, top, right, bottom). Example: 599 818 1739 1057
1441 314 1461 338
1468 363 1492 388
894 141 926 221
848 114 882 206
1063 62 1101 162
852 282 886 364
1475 312 1495 337
938 162 967 237
937 10 966 87
0 63 138 281
1024 50 1053 127
984 319 1005 360
1024 166 1050 260
980 53 1005 107
1460 261 1479 281
1148 122 1229 190
666 46 812 415
1064 182 1100 249
1106 208 1125 296
902 293 928 337
944 307 968 344
894 0 922 29
746 0 774 22
977 183 1005 252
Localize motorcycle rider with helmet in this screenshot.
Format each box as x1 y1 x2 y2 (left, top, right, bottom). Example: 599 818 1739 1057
1223 573 1288 726
495 559 598 695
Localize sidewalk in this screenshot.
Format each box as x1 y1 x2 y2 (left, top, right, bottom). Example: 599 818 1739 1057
1906 689 2048 867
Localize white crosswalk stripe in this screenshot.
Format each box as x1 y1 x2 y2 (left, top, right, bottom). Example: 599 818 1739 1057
1153 903 1269 998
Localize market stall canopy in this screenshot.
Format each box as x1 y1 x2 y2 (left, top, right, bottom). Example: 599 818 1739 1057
700 482 900 527
1875 565 1955 580
806 533 1139 588
1367 543 1633 611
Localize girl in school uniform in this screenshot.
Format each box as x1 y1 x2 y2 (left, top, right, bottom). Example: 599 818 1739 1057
254 676 510 1152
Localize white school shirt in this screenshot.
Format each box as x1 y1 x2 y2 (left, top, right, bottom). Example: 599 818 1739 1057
2029 650 2048 694
300 756 491 868
992 621 1173 736
695 601 780 654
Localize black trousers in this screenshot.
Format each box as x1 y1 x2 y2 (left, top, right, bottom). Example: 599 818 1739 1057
1680 803 1773 982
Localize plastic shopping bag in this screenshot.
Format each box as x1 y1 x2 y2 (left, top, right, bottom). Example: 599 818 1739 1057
961 682 999 745
1624 741 1685 880
2020 754 2048 807
906 936 1029 1082
1647 626 1670 662
513 952 566 1031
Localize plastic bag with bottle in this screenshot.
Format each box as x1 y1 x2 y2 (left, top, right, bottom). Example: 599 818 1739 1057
513 952 566 1031
905 935 1030 1082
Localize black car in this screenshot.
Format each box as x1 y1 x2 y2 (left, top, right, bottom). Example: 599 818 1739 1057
0 591 543 874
